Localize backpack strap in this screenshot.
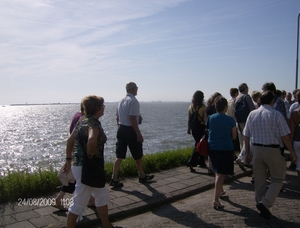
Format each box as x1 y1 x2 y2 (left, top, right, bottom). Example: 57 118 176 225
193 106 205 124
234 94 248 107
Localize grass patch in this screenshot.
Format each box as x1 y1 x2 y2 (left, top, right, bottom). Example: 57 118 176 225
0 147 193 204
0 169 60 204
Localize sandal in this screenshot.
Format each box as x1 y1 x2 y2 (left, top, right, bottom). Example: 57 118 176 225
213 201 224 210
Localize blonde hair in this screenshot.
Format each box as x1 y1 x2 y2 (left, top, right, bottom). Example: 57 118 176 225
251 90 261 103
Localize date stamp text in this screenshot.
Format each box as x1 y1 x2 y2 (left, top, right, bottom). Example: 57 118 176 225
17 198 73 207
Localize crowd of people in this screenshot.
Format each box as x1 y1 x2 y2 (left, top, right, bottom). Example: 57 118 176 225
53 81 300 226
187 82 299 219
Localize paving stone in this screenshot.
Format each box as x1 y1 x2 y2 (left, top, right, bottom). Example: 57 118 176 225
5 221 36 228
12 210 40 222
30 215 60 228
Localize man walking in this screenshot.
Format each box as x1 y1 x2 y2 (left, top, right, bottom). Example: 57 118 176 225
234 83 256 169
110 82 154 187
244 91 297 219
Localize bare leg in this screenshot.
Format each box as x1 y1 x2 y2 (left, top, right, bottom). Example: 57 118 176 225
136 158 145 177
112 158 123 180
214 173 225 201
96 205 113 228
66 212 79 228
88 196 95 207
55 191 65 206
208 157 212 170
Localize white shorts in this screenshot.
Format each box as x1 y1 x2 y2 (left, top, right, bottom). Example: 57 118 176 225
293 141 300 171
68 166 109 216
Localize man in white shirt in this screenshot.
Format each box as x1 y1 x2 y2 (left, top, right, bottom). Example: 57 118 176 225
110 82 154 187
244 91 297 220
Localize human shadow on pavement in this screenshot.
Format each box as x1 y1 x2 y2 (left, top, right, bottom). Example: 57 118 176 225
277 173 300 200
141 182 221 228
111 182 221 228
222 174 300 227
227 172 300 201
222 196 300 227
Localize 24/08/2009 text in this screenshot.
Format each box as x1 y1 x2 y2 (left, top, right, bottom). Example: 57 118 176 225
18 198 73 207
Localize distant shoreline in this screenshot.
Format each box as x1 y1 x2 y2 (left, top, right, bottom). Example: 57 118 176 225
2 101 188 107
9 102 80 106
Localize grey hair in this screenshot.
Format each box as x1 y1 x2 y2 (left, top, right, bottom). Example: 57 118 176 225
126 82 137 92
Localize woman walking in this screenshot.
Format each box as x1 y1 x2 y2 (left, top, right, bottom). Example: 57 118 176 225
187 91 207 172
207 96 237 209
63 95 121 228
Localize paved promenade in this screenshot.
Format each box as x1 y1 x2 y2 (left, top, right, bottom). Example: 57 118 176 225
112 168 300 228
0 160 299 228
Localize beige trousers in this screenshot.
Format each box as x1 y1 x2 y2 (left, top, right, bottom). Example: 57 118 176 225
252 146 286 210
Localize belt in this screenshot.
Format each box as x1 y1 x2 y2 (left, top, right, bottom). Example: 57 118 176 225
252 143 279 148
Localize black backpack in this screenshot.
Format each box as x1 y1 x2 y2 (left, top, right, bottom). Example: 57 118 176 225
234 95 250 123
188 108 204 130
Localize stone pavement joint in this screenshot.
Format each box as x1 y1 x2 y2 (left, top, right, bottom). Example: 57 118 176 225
1 163 254 228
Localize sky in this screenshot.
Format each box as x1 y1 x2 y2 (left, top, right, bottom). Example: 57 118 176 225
1 0 300 105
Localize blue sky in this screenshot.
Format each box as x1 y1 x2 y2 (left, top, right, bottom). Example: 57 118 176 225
1 0 300 105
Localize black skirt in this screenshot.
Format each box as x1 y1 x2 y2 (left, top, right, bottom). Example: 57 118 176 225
209 150 234 174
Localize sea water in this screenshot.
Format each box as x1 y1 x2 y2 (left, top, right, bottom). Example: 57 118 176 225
0 102 194 175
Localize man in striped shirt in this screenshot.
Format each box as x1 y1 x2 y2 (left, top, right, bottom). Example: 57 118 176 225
243 91 297 220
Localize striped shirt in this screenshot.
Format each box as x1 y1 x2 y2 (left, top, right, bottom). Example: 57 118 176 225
243 105 290 147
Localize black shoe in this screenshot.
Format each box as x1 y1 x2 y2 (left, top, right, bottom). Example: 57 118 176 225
256 203 271 220
190 166 196 172
109 179 124 187
139 174 154 183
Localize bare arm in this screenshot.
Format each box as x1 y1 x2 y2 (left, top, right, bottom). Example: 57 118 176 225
281 134 298 165
130 115 143 143
87 127 100 156
288 114 295 141
63 131 75 174
116 115 120 127
231 126 237 140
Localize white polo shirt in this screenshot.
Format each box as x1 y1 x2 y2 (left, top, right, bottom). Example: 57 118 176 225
117 93 140 126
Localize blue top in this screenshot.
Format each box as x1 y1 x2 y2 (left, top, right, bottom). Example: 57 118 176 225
208 113 236 151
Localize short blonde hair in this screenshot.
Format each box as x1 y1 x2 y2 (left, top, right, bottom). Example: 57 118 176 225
251 90 261 103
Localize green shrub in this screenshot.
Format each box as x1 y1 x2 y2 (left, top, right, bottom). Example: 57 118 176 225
0 147 193 204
